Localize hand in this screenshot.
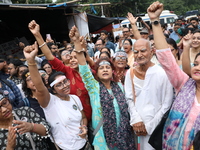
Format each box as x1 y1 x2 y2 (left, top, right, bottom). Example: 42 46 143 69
6 126 16 149
79 36 87 50
28 20 40 35
127 12 138 25
19 42 25 49
46 38 54 43
78 126 87 139
69 26 80 43
132 122 147 136
13 120 33 134
147 1 163 21
134 127 148 136
183 30 193 47
23 42 38 61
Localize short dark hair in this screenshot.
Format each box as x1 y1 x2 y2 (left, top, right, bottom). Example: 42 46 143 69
100 30 108 35
190 17 198 22
8 59 23 67
174 23 182 27
123 27 130 31
47 42 57 49
185 23 197 29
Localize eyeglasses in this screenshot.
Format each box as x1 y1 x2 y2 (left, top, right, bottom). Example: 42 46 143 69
140 33 148 35
54 79 70 89
95 44 102 47
61 51 70 56
0 98 9 111
122 31 129 33
123 43 130 46
115 56 127 61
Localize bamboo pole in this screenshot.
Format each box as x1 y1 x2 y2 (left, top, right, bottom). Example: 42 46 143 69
9 5 47 9
78 2 111 6
56 0 81 5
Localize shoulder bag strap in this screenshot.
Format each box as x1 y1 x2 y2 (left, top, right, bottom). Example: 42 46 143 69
130 67 136 103
71 95 103 136
49 132 60 150
12 111 36 150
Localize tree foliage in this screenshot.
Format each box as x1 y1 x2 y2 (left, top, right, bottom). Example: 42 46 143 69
77 0 200 17
10 0 200 16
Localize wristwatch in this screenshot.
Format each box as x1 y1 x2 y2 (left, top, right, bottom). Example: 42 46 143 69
151 20 160 25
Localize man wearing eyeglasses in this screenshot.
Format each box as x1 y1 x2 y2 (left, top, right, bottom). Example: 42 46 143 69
94 39 114 61
115 27 136 52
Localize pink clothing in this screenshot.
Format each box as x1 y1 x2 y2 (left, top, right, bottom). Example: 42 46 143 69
156 48 199 149
156 48 189 93
183 97 200 149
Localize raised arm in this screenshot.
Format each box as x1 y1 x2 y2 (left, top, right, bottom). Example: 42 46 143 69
182 32 193 76
28 20 54 61
147 2 168 49
23 42 50 108
147 1 189 93
69 26 87 65
127 12 142 40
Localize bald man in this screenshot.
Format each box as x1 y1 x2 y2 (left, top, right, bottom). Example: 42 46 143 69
124 39 173 149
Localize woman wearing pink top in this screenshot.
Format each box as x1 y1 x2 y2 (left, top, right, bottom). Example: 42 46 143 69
148 2 200 149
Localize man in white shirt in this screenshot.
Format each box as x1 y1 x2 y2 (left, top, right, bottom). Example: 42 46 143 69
124 38 173 150
94 39 114 61
115 27 136 52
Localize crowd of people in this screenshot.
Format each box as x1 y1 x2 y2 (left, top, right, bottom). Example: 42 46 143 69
1 1 200 150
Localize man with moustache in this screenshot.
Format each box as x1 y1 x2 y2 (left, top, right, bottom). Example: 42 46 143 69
124 38 173 149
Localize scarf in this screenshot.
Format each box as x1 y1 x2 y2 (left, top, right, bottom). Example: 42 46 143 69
99 81 136 150
163 78 200 149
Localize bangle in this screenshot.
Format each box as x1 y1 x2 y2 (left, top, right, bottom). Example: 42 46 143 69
39 42 46 48
82 125 88 130
73 48 85 53
31 123 36 132
28 62 37 66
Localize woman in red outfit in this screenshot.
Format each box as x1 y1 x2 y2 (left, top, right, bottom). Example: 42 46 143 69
28 20 92 121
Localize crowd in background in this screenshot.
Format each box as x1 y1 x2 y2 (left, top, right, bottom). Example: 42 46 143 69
1 1 200 150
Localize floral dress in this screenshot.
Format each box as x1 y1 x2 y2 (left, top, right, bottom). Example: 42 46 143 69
0 107 50 150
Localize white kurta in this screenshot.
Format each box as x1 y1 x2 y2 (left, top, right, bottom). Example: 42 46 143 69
124 64 173 150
